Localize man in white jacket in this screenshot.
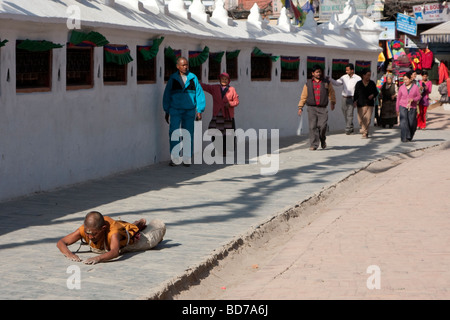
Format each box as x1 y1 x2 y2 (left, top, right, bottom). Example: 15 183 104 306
329 63 361 135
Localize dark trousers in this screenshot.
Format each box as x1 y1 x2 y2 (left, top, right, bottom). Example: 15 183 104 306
169 108 196 160
211 118 236 155
399 106 417 142
307 106 328 148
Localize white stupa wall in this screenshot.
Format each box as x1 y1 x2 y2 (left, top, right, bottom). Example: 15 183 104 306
0 1 380 201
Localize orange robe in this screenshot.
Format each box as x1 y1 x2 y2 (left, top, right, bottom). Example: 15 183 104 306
79 216 140 251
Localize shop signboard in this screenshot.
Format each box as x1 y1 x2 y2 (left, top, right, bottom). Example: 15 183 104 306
396 13 417 36
319 0 374 21
413 3 450 24
377 21 396 40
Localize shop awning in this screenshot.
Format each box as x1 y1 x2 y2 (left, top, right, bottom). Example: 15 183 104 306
69 30 109 47
421 21 450 43
104 45 133 65
138 37 164 61
252 47 279 62
189 46 209 67
17 39 63 51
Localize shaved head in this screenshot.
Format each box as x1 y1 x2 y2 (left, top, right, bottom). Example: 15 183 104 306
84 211 105 230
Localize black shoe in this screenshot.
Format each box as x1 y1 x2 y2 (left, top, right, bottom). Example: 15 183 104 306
169 160 178 166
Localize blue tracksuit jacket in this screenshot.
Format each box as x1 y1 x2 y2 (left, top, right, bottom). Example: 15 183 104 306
163 71 206 113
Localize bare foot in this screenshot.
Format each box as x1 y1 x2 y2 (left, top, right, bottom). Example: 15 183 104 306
133 218 147 231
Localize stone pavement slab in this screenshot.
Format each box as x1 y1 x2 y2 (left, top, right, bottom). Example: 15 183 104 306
213 143 450 299
0 106 449 300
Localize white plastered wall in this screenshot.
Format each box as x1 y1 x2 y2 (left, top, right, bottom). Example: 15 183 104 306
0 20 378 202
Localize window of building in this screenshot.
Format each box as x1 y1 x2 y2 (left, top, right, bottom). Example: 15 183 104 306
226 50 239 80
189 64 202 80
189 48 209 81
137 46 156 84
16 40 62 93
306 56 325 78
280 56 300 81
208 52 224 81
103 61 127 84
16 49 51 92
67 30 109 89
66 46 94 90
136 38 163 84
103 44 133 85
331 59 349 80
251 48 275 81
164 47 181 82
251 56 271 81
355 60 372 77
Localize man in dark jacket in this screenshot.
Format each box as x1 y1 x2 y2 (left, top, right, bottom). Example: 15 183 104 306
353 68 379 139
298 65 336 150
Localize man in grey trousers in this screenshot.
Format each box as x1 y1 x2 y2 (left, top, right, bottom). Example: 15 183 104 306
329 63 361 135
298 65 336 150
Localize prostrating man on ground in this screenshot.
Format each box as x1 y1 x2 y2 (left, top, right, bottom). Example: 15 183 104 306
57 211 166 264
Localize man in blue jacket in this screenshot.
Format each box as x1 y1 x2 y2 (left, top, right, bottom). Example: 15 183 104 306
163 57 205 166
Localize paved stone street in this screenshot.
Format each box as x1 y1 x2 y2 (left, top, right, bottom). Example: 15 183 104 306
0 106 449 300
194 139 450 300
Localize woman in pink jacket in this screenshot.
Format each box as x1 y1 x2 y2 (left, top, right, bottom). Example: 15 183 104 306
201 73 239 155
396 71 422 142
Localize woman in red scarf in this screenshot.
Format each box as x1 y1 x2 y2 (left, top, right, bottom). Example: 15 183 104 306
417 71 432 129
